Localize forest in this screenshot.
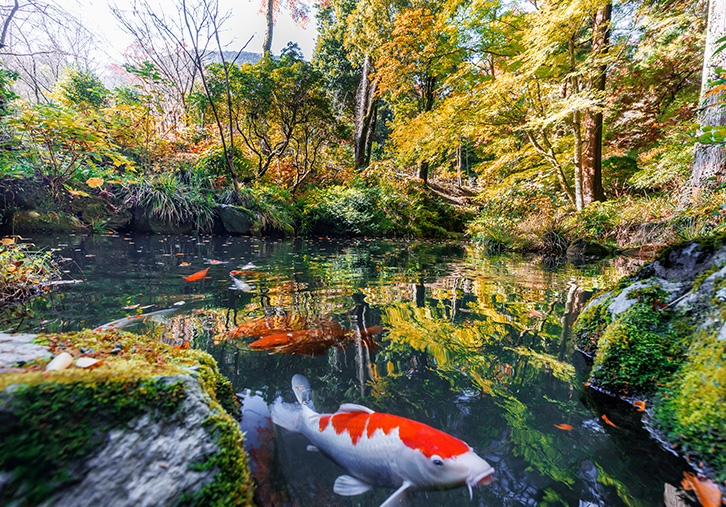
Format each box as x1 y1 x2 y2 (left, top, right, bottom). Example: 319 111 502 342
0 0 723 251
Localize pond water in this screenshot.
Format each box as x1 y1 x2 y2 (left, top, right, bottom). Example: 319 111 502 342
3 233 698 506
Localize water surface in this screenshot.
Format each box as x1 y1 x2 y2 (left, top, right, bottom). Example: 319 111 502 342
3 234 697 506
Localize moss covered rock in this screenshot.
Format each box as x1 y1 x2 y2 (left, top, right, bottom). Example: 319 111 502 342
574 235 726 484
0 330 253 506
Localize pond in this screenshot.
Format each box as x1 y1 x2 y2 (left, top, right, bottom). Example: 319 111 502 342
2 233 696 506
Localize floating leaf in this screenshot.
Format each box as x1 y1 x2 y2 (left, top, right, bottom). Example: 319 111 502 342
67 187 90 197
86 177 104 188
681 472 722 507
2 237 15 245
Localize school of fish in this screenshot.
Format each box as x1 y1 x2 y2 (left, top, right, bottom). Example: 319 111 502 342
271 375 494 506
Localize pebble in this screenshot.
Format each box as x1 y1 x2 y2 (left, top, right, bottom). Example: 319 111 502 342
46 352 73 371
75 357 101 368
110 347 122 355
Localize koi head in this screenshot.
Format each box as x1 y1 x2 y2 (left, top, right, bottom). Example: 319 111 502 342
397 445 494 494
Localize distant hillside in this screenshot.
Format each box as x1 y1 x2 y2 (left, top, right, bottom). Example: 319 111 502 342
207 51 262 66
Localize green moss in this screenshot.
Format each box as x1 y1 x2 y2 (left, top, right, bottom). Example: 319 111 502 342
654 332 726 482
590 287 690 394
0 330 253 505
0 378 186 504
573 300 613 354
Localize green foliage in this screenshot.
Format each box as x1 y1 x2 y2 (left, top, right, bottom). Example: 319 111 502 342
54 67 109 111
11 104 130 193
0 62 19 118
0 240 57 304
226 184 296 236
300 184 394 236
590 287 691 394
121 174 215 232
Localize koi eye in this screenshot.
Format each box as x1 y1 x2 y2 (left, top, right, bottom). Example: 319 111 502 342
431 455 444 466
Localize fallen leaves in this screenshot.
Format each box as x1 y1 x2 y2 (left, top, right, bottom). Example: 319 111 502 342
601 414 617 428
682 471 722 507
86 177 104 188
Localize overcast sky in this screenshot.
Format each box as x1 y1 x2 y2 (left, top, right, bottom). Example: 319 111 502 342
72 0 318 64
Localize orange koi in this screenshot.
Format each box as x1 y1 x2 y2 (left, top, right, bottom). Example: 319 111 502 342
555 424 573 431
633 400 646 412
182 267 210 281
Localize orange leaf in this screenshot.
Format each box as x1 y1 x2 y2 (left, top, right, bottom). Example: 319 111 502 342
67 188 90 197
682 472 722 507
601 414 617 427
86 177 104 188
633 400 646 412
555 424 573 431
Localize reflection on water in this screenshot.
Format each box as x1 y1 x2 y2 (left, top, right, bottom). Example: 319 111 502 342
2 234 700 506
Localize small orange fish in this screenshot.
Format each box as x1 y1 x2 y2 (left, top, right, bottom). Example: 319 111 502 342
230 270 257 275
633 400 646 412
601 414 617 427
555 424 573 431
183 268 210 281
208 260 225 264
179 262 190 267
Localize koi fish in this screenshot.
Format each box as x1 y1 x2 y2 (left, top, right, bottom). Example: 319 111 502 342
227 315 342 339
229 274 253 292
93 308 177 331
249 325 382 356
183 268 210 281
271 375 494 506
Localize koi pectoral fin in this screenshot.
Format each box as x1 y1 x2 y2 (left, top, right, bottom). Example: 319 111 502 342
380 481 413 507
306 445 320 452
333 475 374 496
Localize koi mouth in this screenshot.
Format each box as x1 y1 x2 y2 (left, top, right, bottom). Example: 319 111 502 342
466 470 495 499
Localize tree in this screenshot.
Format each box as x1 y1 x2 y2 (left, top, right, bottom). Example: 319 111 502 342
684 0 726 202
258 0 310 56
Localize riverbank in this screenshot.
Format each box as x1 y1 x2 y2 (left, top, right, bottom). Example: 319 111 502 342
0 329 254 505
574 234 726 495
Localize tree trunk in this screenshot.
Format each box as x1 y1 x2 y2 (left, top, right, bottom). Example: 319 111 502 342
684 0 726 204
354 54 378 170
581 2 610 208
263 0 274 56
418 161 429 184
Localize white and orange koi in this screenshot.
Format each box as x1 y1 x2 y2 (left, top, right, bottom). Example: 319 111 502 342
271 375 494 506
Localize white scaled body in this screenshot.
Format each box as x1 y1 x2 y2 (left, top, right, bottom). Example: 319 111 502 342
271 375 494 506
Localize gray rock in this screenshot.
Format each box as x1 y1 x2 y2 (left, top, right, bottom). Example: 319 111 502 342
39 375 220 507
215 205 252 235
0 332 49 368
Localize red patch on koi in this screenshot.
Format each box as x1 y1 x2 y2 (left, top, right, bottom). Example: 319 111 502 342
365 413 470 458
330 412 370 444
319 415 331 432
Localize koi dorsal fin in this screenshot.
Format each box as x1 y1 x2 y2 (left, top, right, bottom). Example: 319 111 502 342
336 403 375 414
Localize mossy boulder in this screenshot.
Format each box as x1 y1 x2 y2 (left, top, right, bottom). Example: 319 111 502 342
215 205 252 235
574 235 726 484
0 330 254 506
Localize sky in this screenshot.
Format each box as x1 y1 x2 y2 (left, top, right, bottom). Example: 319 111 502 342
70 0 319 66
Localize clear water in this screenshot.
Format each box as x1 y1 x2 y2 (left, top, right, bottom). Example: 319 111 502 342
3 233 697 507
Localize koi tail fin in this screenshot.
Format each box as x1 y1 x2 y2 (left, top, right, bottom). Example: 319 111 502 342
270 397 301 433
291 374 313 407
270 374 316 433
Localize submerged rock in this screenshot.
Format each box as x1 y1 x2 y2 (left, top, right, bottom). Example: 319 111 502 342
574 234 726 485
